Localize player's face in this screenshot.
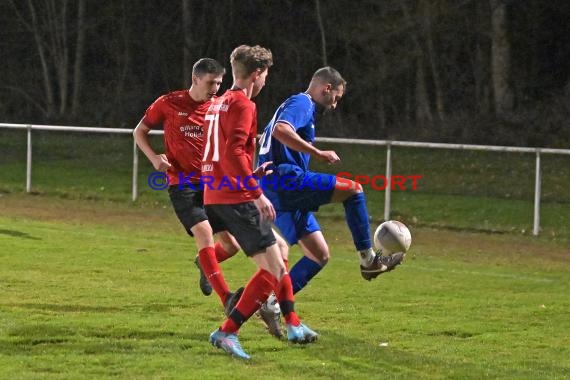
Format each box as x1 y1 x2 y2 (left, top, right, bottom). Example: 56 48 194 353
194 73 223 100
251 69 269 98
320 84 344 110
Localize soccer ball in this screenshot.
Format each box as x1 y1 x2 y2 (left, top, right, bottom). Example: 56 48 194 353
373 220 412 254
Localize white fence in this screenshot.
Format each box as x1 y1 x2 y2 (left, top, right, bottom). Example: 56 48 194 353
2 123 570 236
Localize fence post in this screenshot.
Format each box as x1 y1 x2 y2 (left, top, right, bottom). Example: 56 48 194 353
384 143 392 221
533 150 541 236
26 125 32 193
132 139 138 202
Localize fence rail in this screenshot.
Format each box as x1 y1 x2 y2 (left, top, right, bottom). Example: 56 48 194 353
2 123 570 236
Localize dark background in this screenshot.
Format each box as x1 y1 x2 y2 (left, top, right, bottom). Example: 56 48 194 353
1 0 569 147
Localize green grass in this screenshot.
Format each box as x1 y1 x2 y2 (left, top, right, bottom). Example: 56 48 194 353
1 195 569 379
1 125 569 378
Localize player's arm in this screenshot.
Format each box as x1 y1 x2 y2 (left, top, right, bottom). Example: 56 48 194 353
272 122 340 164
133 119 171 172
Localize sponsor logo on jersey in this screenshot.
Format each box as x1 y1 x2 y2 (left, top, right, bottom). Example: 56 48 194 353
209 103 229 112
180 124 203 138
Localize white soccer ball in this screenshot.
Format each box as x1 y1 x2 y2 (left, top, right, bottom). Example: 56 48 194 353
373 220 412 254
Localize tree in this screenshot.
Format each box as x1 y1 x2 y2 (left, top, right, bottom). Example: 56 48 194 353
71 0 85 117
490 0 513 117
315 0 327 66
182 0 193 88
8 0 86 120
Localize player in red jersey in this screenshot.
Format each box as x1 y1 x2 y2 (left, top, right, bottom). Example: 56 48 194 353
203 45 317 360
133 58 242 311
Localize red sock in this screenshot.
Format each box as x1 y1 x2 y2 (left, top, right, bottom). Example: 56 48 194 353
214 242 232 263
276 273 300 326
221 269 278 333
198 247 230 305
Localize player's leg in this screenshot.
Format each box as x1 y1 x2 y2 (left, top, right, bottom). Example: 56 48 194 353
258 229 287 339
207 203 279 359
286 172 370 258
207 231 243 314
281 172 404 280
292 230 329 293
251 239 317 344
275 210 327 295
191 220 237 306
215 230 240 262
332 178 405 280
217 228 288 336
257 227 319 341
168 185 218 297
330 179 376 265
208 203 315 359
270 231 318 341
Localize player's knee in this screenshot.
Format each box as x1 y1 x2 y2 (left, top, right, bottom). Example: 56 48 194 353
345 180 363 194
277 242 289 261
268 264 287 281
310 249 330 265
192 223 215 249
226 241 240 255
354 182 364 193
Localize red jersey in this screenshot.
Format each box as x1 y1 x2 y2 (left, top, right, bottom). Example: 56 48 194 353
142 90 210 185
202 89 262 204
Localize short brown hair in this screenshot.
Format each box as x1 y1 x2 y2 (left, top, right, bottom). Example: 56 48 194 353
192 58 226 77
230 45 273 78
311 66 347 89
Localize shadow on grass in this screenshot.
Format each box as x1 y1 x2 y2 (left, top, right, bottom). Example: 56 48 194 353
2 303 124 313
1 323 205 355
0 229 41 240
2 302 197 314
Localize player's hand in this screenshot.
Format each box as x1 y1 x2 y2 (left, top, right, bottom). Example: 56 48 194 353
153 154 172 172
254 194 276 221
314 150 340 164
253 161 273 178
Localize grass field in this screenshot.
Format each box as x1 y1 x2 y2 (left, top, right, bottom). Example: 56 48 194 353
1 194 569 379
1 129 569 378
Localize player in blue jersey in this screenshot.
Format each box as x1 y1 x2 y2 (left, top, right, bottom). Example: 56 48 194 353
257 67 405 326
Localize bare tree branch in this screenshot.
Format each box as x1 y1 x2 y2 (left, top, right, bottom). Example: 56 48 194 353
1 85 48 117
71 0 86 116
315 0 327 66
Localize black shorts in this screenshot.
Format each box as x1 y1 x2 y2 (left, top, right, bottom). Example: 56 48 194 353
168 184 208 236
205 202 276 256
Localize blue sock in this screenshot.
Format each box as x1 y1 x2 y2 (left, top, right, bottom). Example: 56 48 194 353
289 256 322 294
343 192 372 251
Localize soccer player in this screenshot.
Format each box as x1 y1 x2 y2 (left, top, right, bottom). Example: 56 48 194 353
133 58 241 312
203 45 316 360
257 66 405 299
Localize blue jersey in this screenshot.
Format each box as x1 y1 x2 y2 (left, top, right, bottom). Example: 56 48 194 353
258 92 334 212
258 93 316 171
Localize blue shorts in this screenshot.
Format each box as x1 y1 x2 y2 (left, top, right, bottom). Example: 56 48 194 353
275 210 321 245
261 166 336 212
